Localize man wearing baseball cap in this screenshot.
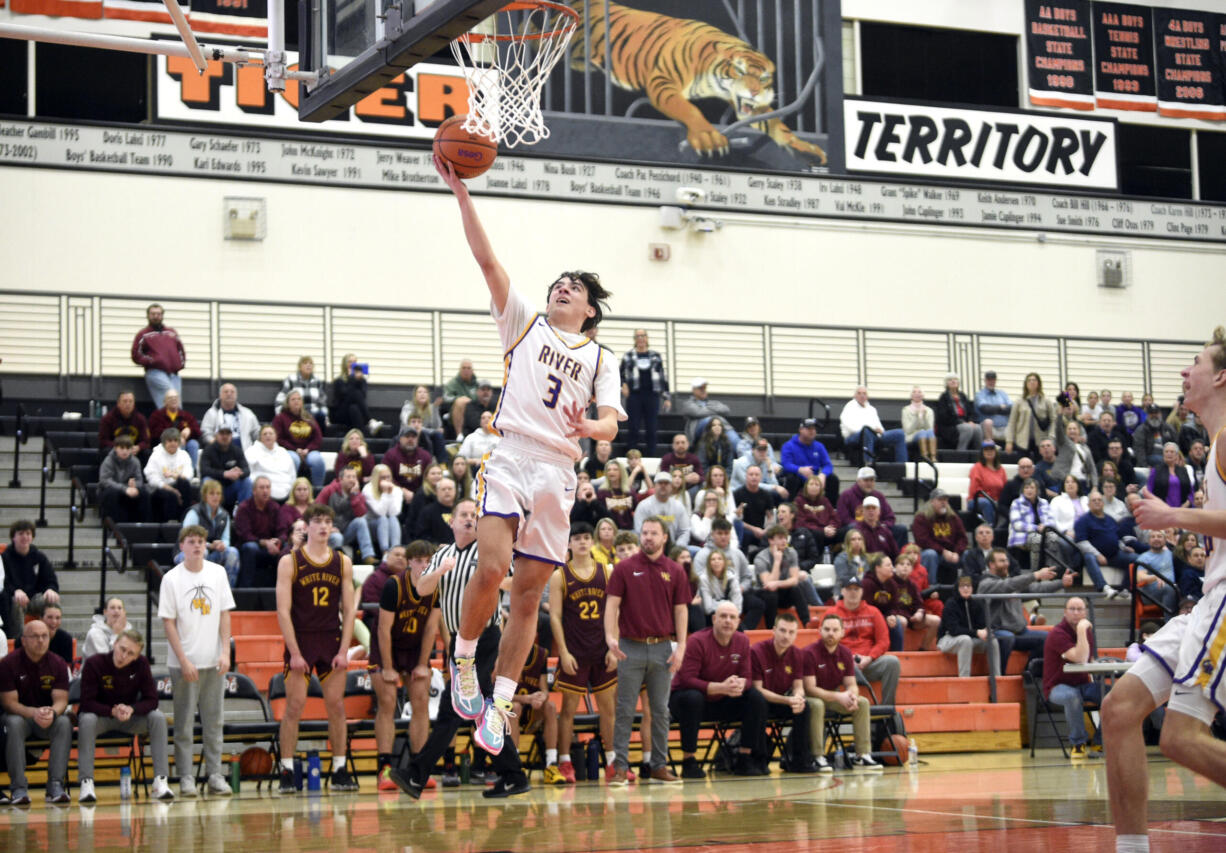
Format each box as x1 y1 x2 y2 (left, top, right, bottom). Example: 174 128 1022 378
677 377 736 444
912 488 968 586
633 470 691 545
829 577 900 705
781 419 838 502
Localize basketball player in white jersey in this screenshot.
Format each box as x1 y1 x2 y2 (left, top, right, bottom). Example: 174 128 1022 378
433 155 626 756
1103 326 1226 853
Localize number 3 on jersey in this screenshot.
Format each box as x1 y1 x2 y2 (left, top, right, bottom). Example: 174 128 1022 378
542 373 563 409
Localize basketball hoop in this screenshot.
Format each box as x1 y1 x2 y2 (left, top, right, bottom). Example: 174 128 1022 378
449 1 579 148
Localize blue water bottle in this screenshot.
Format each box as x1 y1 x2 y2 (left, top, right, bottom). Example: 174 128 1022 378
307 751 322 792
119 766 132 800
293 756 304 791
586 738 602 781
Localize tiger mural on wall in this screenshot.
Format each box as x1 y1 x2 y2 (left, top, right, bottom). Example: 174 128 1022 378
563 0 827 164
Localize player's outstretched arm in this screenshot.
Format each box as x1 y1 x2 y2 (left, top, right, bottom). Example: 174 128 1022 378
433 154 510 314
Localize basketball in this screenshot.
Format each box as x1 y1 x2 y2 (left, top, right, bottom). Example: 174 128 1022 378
239 746 274 777
880 734 911 766
433 115 498 180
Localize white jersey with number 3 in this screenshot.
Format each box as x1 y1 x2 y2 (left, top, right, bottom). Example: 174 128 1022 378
488 287 625 461
1203 432 1226 594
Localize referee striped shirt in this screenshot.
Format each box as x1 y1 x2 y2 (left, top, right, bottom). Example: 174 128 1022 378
423 540 497 634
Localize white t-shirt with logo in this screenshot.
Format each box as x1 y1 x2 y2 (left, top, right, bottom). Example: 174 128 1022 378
157 561 236 669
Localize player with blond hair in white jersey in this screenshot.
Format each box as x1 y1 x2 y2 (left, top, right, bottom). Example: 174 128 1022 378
432 154 626 762
1103 326 1226 853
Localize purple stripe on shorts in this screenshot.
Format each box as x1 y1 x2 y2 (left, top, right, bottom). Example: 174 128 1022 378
1173 592 1226 684
1138 643 1176 678
512 548 565 568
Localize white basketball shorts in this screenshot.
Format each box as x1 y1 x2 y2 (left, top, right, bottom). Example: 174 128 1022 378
476 433 576 567
1168 585 1226 727
1131 612 1189 705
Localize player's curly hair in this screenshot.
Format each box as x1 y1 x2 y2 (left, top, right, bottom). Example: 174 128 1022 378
1208 326 1226 372
549 270 610 333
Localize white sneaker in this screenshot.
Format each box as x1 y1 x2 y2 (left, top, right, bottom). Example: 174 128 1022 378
180 776 198 798
78 778 97 804
206 774 232 796
815 756 833 774
367 419 384 435
152 775 175 802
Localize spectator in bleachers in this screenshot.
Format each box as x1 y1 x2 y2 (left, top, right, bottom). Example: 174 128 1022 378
2 521 60 641
835 467 907 548
1135 529 1179 612
937 576 1000 678
199 424 251 509
734 465 779 554
412 476 458 545
593 518 618 564
403 463 444 539
750 612 817 773
1003 373 1057 458
624 448 651 494
1104 437 1139 489
398 385 446 458
363 464 404 554
802 613 881 772
360 544 406 632
673 547 707 637
179 479 240 584
98 435 152 525
975 370 1012 438
1178 415 1210 460
935 373 985 449
781 418 837 501
200 383 260 450
458 411 500 467
960 523 1008 587
670 601 763 778
690 489 735 550
1034 439 1063 498
99 390 151 453
912 489 968 586
635 471 691 544
18 602 73 664
448 456 474 501
1133 404 1177 467
694 520 759 630
83 596 132 659
234 475 282 587
660 433 704 489
732 440 790 498
333 428 375 485
571 479 609 528
1186 438 1208 491
1007 478 1053 570
833 529 868 592
677 378 735 444
860 553 904 650
980 548 1068 665
793 476 839 548
1146 442 1194 510
1052 410 1098 494
1179 543 1206 601
776 503 822 576
275 356 329 425
1082 390 1103 424
383 425 435 505
1049 474 1088 539
853 497 899 560
130 302 184 406
333 353 384 437
694 464 731 511
244 424 297 503
828 577 900 705
145 427 195 522
1099 477 1129 522
581 439 613 482
752 525 810 629
0 619 71 804
735 418 778 474
276 477 315 542
77 628 174 803
148 389 201 468
968 441 1007 524
441 359 481 440
897 547 942 619
696 418 737 471
273 389 325 488
619 330 670 456
597 461 634 530
1115 391 1146 434
697 549 743 622
160 524 235 797
901 387 938 463
1042 598 1101 759
840 386 907 466
460 380 498 438
1087 410 1128 466
317 467 377 563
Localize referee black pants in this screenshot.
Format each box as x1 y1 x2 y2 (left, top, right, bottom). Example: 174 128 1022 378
408 625 525 784
668 687 767 756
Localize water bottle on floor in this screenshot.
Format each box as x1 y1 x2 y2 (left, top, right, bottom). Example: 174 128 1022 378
908 738 919 767
119 766 132 800
307 751 322 791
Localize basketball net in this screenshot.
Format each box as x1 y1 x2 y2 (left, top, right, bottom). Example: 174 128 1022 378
449 1 578 148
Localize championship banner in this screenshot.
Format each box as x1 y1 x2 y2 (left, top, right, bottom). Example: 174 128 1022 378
844 99 1118 191
1092 2 1156 111
188 0 267 37
1025 0 1095 110
10 0 102 19
1154 8 1225 120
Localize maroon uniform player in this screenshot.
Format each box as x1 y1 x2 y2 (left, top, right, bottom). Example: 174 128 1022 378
275 503 356 793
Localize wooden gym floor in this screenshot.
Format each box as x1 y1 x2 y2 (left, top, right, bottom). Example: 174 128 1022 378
1 751 1223 852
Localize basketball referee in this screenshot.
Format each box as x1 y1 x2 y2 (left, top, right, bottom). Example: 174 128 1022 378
390 498 530 798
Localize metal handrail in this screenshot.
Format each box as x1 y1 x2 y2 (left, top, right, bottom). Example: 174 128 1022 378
971 488 996 525
807 399 831 432
65 469 89 569
911 457 938 514
144 560 165 666
8 402 26 489
37 428 64 529
1040 527 1081 574
1126 561 1177 645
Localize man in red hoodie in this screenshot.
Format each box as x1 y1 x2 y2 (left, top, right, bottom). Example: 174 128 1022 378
828 577 900 705
131 303 186 408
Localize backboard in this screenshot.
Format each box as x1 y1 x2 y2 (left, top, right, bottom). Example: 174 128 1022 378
298 0 506 122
